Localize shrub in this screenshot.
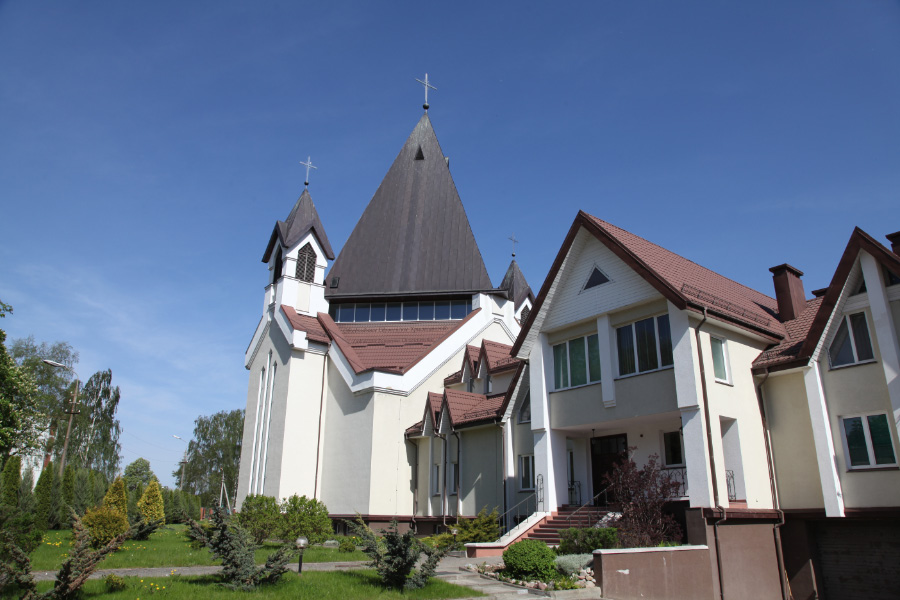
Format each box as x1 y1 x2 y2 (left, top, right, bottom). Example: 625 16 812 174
338 538 356 553
102 477 128 518
34 463 53 531
555 553 593 576
185 520 213 549
1 456 21 508
457 506 501 544
104 573 126 592
236 494 280 545
137 480 165 524
128 514 163 541
424 533 461 551
603 451 682 548
558 527 618 554
346 517 446 590
278 494 331 544
187 507 290 590
502 539 557 581
82 505 129 548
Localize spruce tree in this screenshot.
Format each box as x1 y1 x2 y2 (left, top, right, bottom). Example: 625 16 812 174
48 466 62 529
103 476 127 518
62 465 75 509
73 468 92 516
19 468 35 515
137 480 165 524
89 470 106 506
34 462 53 530
172 490 185 523
0 456 21 507
127 482 142 523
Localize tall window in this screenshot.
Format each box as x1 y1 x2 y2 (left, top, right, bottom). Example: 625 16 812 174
617 315 673 376
841 413 897 469
431 464 441 496
710 337 731 383
448 462 458 496
296 243 316 282
272 250 283 283
518 393 531 424
662 431 684 467
519 455 535 491
553 334 601 389
829 312 874 367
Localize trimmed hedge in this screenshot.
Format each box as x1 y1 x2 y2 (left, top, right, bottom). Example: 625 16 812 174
502 539 557 581
558 527 618 555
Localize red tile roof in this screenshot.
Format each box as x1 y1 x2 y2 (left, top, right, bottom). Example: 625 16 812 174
481 340 519 373
752 297 823 369
317 309 481 375
280 305 330 344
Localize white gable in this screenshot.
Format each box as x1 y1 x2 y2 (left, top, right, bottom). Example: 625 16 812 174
542 229 661 331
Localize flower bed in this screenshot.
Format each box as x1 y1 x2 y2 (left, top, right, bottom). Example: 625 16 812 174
464 562 597 591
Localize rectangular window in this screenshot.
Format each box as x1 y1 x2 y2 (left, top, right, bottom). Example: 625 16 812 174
841 413 897 469
431 464 441 496
518 393 531 423
587 334 602 383
662 431 684 467
829 312 875 367
435 301 451 320
553 343 569 389
553 335 603 390
448 462 458 495
355 303 371 322
617 315 673 377
519 455 535 490
385 303 402 321
450 300 468 319
337 304 355 322
403 302 419 321
568 338 587 387
370 303 386 321
710 337 730 383
419 302 435 320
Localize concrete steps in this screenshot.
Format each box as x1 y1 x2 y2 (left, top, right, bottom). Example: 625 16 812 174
519 505 609 546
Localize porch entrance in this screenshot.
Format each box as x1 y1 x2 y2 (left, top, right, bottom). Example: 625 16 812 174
590 433 626 505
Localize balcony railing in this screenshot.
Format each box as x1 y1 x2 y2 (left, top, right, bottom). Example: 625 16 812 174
725 470 737 502
662 466 688 498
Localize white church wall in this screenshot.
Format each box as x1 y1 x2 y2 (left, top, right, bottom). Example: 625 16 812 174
319 361 375 515
459 425 503 516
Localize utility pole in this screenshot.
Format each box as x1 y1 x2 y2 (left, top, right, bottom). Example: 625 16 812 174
42 360 80 477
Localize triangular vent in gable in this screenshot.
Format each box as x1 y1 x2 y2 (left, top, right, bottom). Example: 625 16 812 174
583 266 610 290
414 145 425 160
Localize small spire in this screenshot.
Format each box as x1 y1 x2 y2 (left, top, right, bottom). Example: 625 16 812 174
299 156 317 187
508 234 519 258
415 73 436 111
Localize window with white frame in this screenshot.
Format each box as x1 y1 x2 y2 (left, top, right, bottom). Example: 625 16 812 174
518 393 531 424
484 373 492 394
552 334 601 389
662 431 684 467
448 462 458 495
430 464 441 496
710 337 731 383
616 314 673 376
519 455 535 491
829 312 875 368
840 412 897 469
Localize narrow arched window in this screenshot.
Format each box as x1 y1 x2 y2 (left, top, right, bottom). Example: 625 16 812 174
272 250 284 283
296 243 316 283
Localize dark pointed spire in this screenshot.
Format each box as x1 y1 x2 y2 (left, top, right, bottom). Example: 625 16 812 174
262 188 335 262
499 259 534 310
325 114 493 298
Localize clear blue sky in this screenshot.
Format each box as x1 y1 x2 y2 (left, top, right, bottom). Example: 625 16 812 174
2 1 898 488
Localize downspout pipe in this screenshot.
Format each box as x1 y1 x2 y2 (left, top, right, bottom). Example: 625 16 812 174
436 433 448 528
692 307 727 600
498 420 508 532
755 369 789 600
406 437 419 534
453 430 462 521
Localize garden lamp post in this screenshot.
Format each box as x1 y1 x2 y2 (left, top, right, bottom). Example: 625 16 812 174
295 536 309 574
42 359 80 477
173 435 188 491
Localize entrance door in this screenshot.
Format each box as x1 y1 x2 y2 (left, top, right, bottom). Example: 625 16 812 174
591 434 627 505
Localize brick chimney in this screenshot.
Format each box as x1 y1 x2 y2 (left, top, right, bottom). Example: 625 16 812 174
769 263 806 321
886 231 900 255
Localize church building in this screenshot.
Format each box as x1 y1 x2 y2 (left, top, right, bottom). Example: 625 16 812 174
237 111 534 533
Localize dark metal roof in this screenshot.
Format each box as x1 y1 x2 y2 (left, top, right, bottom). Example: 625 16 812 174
325 113 493 299
499 259 534 310
262 188 335 262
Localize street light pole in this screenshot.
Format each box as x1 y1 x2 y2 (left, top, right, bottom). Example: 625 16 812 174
42 359 80 478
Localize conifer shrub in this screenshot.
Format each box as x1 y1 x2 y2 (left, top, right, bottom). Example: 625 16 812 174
457 506 501 544
19 469 36 516
34 463 54 531
60 466 75 526
346 517 446 590
104 573 127 592
278 494 331 544
48 468 63 530
82 506 129 548
555 553 593 576
502 539 557 581
187 508 290 590
72 469 92 517
557 527 619 555
137 480 165 524
237 494 280 545
102 477 128 518
338 538 356 553
1 456 21 507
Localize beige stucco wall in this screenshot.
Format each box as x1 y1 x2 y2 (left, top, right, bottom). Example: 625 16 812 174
816 308 900 507
761 371 824 510
278 346 326 499
459 425 503 516
512 409 536 503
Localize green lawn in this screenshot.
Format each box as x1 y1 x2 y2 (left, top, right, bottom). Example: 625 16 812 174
24 571 482 599
30 526 369 572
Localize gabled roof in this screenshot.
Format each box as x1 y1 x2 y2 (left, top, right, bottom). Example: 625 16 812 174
263 189 335 262
325 114 493 299
280 305 330 344
443 341 520 385
513 211 787 357
406 389 507 436
406 391 444 436
316 309 481 375
499 260 534 310
754 227 900 372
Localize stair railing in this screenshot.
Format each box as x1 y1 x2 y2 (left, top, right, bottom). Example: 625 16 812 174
498 474 544 535
564 485 611 528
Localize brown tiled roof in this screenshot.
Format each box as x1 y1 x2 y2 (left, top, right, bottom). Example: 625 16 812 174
481 340 519 373
443 369 463 386
752 297 823 369
453 392 506 426
280 305 330 344
317 309 480 375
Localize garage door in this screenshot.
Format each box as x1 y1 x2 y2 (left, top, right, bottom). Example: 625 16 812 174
814 520 900 600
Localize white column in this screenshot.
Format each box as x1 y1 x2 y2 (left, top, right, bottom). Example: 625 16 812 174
530 334 565 511
803 365 845 517
596 314 616 407
668 301 713 507
503 420 515 517
860 252 900 439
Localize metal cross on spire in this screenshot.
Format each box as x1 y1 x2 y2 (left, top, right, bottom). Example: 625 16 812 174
415 73 436 111
508 234 519 258
299 156 317 187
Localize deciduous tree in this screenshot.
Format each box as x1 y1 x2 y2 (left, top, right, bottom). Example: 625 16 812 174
0 303 40 463
172 409 244 506
123 458 155 491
